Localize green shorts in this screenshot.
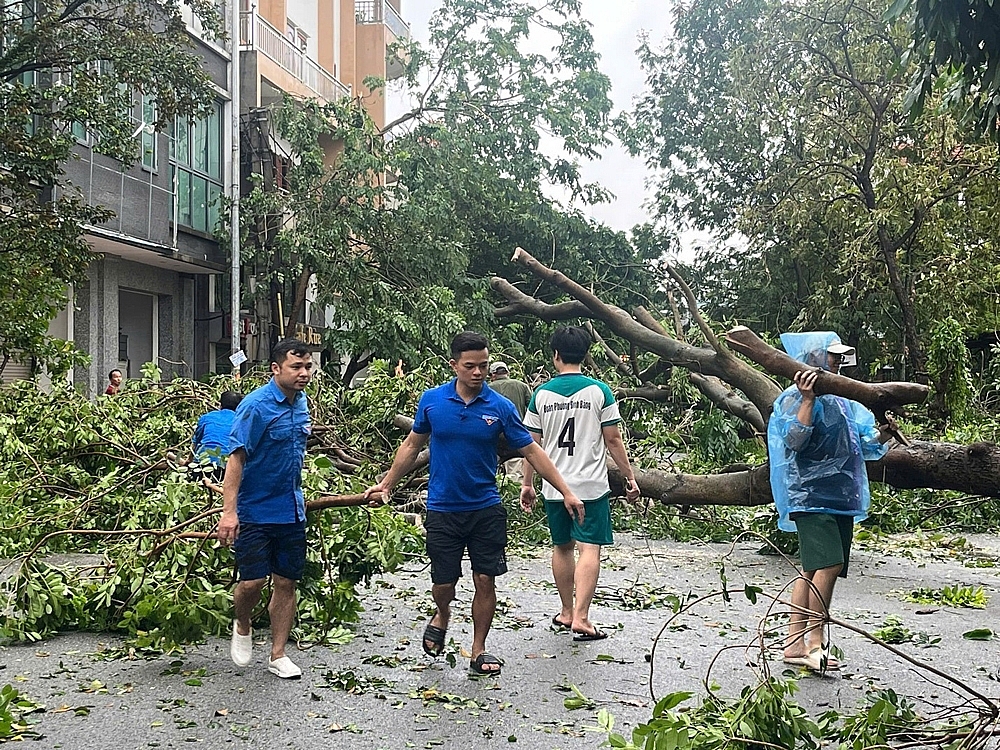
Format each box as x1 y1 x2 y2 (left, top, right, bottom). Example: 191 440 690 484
544 494 613 547
792 512 853 578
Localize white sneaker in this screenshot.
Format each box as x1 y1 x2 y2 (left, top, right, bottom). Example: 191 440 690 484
267 655 302 679
230 620 253 667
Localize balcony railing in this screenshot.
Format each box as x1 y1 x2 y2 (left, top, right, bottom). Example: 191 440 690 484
355 0 410 40
239 10 351 102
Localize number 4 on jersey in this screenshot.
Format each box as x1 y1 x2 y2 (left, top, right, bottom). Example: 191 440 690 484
557 417 576 456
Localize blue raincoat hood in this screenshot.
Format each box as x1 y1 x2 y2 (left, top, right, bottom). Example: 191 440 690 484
779 331 842 370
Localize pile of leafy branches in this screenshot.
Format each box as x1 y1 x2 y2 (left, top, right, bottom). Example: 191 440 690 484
0 367 423 649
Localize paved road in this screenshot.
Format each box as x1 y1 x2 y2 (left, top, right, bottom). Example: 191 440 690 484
5 533 1000 749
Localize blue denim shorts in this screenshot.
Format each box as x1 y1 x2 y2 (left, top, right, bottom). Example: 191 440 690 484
233 521 307 581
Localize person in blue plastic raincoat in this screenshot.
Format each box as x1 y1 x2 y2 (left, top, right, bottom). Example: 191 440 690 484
768 331 896 672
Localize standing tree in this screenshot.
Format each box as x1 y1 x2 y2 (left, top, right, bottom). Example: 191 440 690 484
239 0 658 378
617 0 1000 386
0 0 219 374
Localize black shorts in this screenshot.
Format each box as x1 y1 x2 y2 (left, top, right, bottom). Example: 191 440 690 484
233 521 307 581
425 503 508 584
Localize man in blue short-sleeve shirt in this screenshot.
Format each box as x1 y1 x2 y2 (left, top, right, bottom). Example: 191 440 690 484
217 339 313 680
192 390 244 480
365 331 583 677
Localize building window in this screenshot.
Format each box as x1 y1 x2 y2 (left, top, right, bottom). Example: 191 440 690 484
286 19 308 52
170 101 224 234
141 94 157 170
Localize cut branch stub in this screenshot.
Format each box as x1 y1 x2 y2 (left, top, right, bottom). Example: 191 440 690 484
724 326 929 420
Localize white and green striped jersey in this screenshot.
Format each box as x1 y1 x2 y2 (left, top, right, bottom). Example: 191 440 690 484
523 373 621 502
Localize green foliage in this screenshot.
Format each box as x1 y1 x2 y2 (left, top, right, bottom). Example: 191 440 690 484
926 317 974 421
601 682 947 750
902 584 989 608
232 0 660 373
829 689 923 750
0 684 44 741
890 0 1000 138
870 615 940 647
0 0 218 370
0 374 421 648
605 680 822 749
619 0 1000 376
688 410 744 467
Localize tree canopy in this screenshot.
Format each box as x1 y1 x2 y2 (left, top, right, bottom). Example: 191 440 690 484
242 0 657 378
891 0 1000 138
617 0 1000 386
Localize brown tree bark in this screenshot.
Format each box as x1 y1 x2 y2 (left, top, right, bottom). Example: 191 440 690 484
604 441 1000 506
485 255 997 510
491 249 781 417
724 326 929 422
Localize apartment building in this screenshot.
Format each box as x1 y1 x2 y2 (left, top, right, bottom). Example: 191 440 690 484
5 6 237 393
236 0 408 363
5 0 408 392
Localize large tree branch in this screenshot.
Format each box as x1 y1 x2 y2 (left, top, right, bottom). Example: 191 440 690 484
609 441 1000 507
689 373 766 433
491 279 592 320
663 262 721 352
724 326 928 422
494 249 782 418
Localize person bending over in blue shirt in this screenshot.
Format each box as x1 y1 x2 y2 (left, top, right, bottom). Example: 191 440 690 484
364 331 583 677
217 339 313 680
192 390 243 481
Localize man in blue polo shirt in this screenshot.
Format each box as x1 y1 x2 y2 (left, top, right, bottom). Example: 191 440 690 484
217 339 313 680
192 390 243 480
364 331 583 677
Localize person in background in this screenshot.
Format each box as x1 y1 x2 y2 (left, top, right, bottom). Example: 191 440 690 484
489 361 533 481
105 369 123 395
489 362 532 416
192 390 244 481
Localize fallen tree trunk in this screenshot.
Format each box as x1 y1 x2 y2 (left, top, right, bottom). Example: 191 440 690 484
605 441 1000 507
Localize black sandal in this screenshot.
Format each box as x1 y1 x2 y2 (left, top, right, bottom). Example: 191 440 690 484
469 652 503 676
422 623 447 656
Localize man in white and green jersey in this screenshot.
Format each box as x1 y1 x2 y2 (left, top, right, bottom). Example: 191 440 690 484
520 326 641 641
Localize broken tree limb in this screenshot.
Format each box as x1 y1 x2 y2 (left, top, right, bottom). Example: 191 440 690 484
663 262 721 352
689 373 766 434
493 249 782 418
724 326 929 422
616 385 674 402
605 440 1000 507
491 284 591 321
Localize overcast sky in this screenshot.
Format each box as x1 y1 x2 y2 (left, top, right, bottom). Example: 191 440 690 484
390 0 664 234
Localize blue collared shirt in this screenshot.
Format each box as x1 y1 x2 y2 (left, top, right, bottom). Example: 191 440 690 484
412 380 533 513
229 378 311 524
192 409 237 465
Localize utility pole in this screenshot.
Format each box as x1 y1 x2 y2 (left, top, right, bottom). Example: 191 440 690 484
229 0 242 365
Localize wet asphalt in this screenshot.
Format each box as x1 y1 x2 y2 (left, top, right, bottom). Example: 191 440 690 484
5 531 1000 749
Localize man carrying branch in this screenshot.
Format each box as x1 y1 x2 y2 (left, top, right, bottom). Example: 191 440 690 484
365 331 582 677
769 332 897 672
218 339 314 680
